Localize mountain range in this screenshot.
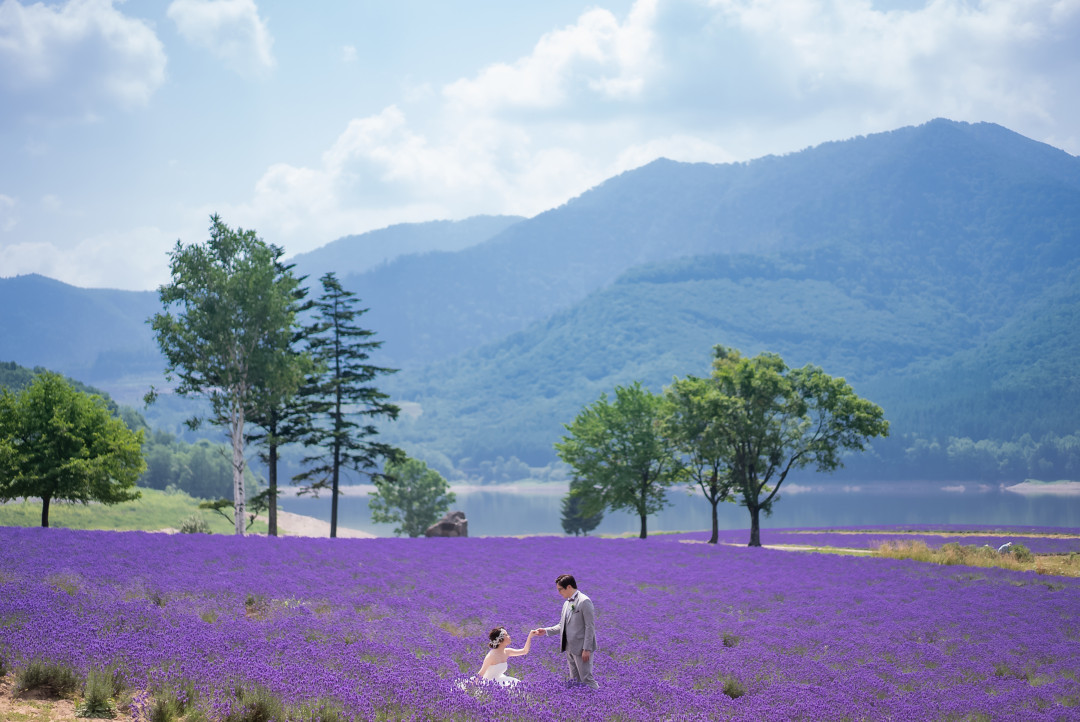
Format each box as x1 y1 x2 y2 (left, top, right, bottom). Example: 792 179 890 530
2 118 1077 480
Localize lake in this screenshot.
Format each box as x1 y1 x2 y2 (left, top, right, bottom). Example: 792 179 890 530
279 480 1080 538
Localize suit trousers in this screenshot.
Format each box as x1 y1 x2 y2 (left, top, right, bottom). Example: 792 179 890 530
566 650 599 689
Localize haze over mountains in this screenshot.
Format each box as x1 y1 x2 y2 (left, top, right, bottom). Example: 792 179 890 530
2 118 1078 480
289 215 524 282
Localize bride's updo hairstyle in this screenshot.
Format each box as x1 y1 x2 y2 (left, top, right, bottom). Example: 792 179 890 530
488 627 509 649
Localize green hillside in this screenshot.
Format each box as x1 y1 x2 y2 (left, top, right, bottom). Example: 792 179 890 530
0 487 264 534
865 279 1080 441
356 119 1080 368
384 244 1080 469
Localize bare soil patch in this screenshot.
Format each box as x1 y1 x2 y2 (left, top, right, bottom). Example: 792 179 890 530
0 674 134 722
276 510 375 538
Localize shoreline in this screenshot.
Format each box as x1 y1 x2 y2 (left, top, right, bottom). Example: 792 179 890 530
275 510 375 538
1005 480 1080 496
281 480 570 498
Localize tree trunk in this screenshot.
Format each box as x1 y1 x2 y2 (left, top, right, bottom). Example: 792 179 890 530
41 494 51 528
330 438 340 539
709 499 719 544
330 472 339 538
748 505 761 547
639 512 647 539
330 369 343 538
231 405 246 536
268 440 278 537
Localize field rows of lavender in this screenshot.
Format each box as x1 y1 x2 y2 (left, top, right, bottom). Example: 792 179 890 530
2 526 1079 721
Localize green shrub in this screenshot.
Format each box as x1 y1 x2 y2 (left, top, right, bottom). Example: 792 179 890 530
149 696 181 722
292 700 347 722
0 654 6 678
16 660 81 697
1010 544 1034 563
223 684 286 722
76 667 116 718
182 707 210 722
179 513 212 534
721 675 747 698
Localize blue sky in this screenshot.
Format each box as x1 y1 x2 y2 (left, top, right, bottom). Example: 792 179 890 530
1 0 1078 290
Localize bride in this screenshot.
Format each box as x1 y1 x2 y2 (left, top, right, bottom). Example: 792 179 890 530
475 627 536 686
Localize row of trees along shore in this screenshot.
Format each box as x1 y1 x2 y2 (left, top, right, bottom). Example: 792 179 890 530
556 346 890 546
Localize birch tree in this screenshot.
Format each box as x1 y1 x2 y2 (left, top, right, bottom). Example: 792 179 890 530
149 215 305 535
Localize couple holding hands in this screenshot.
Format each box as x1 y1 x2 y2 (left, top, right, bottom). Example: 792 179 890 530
475 574 598 690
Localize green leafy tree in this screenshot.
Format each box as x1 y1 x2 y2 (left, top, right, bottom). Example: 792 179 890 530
708 346 889 547
294 273 403 537
149 215 305 535
560 478 604 536
555 381 681 539
661 374 737 544
369 456 455 537
0 372 145 527
245 273 316 536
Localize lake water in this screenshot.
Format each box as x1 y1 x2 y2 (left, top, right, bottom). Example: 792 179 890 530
279 480 1080 538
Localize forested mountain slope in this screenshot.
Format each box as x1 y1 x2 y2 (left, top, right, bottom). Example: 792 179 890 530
354 119 1080 368
383 244 1080 468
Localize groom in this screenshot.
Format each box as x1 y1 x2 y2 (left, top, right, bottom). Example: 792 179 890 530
534 574 598 689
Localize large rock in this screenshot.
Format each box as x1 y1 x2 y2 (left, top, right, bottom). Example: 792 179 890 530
425 510 468 537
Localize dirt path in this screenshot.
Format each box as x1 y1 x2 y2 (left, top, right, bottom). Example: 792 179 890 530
276 510 375 538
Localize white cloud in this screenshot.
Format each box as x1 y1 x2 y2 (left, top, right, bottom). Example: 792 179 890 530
341 44 356 63
167 0 274 76
691 0 1080 139
444 0 659 112
0 225 178 289
0 0 166 115
220 0 1080 255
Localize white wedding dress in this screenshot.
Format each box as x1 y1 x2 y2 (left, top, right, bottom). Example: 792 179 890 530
481 661 519 687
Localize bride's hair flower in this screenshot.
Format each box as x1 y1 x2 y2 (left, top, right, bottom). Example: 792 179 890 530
488 627 509 648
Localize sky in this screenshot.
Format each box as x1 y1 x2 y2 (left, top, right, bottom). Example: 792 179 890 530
1 0 1078 291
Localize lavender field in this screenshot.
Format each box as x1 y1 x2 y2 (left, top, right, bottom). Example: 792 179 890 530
2 527 1079 721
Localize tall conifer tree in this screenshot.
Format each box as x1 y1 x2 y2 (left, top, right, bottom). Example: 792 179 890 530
294 273 403 537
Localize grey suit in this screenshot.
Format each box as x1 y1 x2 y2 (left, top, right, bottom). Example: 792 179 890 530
543 590 598 689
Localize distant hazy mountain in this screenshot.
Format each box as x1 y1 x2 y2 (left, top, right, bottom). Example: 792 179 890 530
0 274 160 394
3 119 1078 479
353 118 1080 369
372 119 1080 466
0 215 524 401
288 215 524 280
